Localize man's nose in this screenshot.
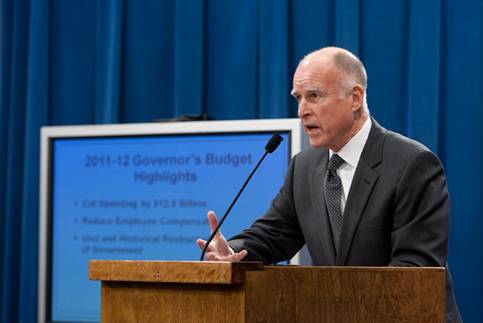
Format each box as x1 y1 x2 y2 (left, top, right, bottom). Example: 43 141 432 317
297 100 309 118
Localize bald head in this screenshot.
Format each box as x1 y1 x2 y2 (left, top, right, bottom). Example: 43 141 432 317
299 47 368 107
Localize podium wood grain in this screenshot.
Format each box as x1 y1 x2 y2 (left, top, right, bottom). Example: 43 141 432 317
243 266 444 323
89 261 445 323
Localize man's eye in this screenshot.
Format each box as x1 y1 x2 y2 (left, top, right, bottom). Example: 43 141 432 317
309 92 320 100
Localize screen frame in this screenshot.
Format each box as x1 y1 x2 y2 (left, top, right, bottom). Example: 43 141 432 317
38 118 306 322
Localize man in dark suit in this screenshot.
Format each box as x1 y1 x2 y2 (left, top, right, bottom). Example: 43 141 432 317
197 47 462 322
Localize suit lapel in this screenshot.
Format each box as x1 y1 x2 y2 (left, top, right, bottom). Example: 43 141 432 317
309 151 337 265
336 160 378 265
336 118 385 265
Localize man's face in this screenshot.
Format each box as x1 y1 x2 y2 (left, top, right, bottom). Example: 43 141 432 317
291 59 356 151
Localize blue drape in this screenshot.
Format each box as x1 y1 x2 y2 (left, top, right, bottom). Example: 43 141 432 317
1 0 482 322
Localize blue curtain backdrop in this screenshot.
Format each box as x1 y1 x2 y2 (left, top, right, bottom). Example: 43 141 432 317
1 0 482 322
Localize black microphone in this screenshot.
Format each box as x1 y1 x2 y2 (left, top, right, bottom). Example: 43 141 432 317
200 133 283 261
265 133 283 153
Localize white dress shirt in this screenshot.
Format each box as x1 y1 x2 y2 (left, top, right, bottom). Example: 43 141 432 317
329 117 372 213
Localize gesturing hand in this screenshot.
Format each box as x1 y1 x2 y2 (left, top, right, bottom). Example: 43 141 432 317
196 210 248 262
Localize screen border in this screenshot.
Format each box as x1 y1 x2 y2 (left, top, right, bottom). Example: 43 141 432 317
38 118 306 322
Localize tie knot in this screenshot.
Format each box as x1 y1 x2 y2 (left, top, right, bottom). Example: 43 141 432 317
328 154 345 171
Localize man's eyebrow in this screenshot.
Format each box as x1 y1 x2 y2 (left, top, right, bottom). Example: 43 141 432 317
306 87 324 93
291 86 326 97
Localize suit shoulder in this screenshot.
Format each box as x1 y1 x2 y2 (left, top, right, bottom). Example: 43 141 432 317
382 130 441 164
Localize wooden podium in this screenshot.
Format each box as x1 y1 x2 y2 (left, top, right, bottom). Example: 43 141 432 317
89 260 445 323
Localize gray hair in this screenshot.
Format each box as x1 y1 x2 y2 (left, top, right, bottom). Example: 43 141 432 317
303 47 369 109
333 51 367 92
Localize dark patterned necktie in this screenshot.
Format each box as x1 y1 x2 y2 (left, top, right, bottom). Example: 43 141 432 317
324 154 345 252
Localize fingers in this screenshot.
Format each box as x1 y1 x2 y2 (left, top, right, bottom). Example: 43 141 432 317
196 238 207 250
207 210 219 234
198 210 245 262
227 249 248 262
205 249 248 262
196 238 214 253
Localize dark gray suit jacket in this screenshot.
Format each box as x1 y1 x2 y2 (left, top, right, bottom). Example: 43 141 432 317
230 119 462 322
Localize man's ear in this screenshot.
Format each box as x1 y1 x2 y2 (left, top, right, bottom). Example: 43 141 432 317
350 85 364 111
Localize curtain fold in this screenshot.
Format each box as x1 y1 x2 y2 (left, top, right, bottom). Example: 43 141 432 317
94 0 123 124
50 0 96 125
173 0 204 117
17 0 50 321
1 0 29 322
205 1 259 120
1 0 482 322
406 0 442 152
122 0 175 122
334 0 360 55
259 0 290 118
361 0 409 135
443 1 483 320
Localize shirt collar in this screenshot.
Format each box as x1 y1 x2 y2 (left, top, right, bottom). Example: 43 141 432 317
329 117 372 168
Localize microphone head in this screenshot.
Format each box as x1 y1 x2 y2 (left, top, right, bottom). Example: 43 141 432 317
265 133 283 153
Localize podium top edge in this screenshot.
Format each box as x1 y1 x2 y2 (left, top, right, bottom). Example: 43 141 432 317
88 260 263 284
